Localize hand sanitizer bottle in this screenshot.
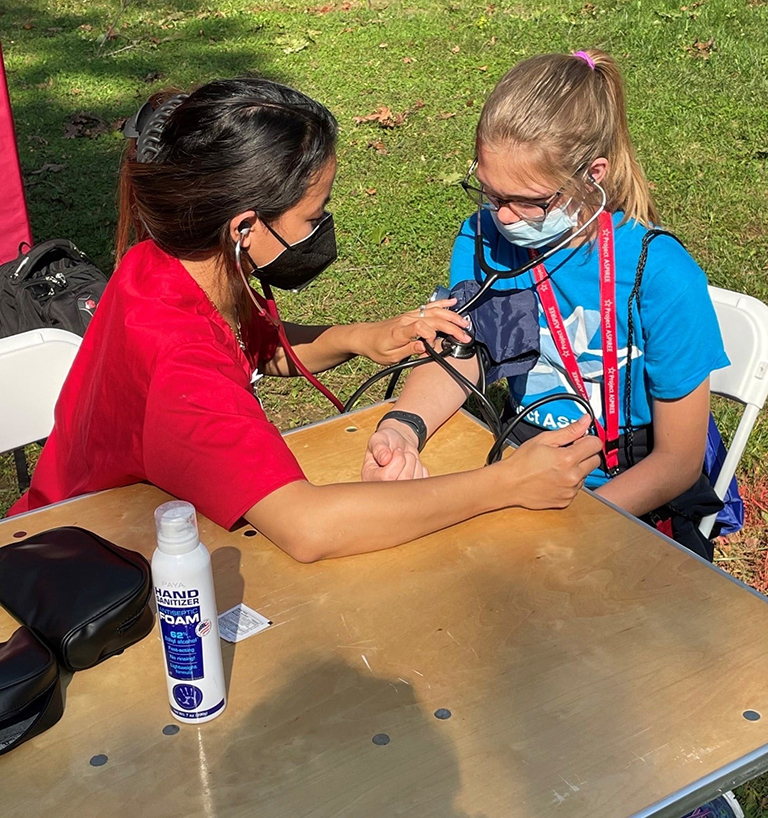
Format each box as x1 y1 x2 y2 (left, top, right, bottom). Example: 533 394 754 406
152 500 226 723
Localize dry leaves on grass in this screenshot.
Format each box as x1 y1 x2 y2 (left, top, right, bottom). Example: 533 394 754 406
685 37 715 59
354 105 407 129
307 0 354 12
354 99 426 129
367 140 388 154
715 473 768 592
63 112 110 139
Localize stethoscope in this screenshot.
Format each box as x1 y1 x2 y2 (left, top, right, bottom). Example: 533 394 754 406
348 178 609 465
237 185 608 467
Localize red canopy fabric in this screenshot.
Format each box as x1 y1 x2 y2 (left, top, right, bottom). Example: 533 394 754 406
0 41 32 264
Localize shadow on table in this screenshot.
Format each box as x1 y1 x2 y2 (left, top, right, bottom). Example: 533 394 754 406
211 546 245 699
207 656 485 818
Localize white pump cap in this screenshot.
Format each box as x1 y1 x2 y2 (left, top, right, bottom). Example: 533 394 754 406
154 501 200 555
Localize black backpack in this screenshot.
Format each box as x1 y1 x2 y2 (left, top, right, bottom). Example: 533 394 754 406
0 239 108 339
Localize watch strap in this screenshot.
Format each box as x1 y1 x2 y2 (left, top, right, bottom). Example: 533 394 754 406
376 411 428 452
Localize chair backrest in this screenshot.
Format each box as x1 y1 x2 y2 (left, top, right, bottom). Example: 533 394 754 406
709 286 768 407
700 286 768 537
0 328 81 453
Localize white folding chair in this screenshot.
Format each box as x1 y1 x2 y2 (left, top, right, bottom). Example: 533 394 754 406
0 328 81 488
700 287 768 538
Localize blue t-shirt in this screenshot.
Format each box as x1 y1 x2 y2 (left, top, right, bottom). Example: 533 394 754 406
449 210 730 487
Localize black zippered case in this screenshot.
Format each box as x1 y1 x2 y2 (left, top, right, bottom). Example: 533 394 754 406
0 527 154 672
0 626 63 756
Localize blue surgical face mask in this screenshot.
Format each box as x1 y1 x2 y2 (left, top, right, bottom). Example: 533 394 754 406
491 202 581 249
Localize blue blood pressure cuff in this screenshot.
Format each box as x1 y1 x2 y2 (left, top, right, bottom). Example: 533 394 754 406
450 280 540 384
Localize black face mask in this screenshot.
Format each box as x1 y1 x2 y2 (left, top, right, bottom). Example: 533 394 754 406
247 213 337 292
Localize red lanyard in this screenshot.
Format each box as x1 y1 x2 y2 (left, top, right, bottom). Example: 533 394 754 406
530 211 620 473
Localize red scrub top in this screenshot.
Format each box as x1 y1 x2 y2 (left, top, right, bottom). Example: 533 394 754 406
7 240 306 528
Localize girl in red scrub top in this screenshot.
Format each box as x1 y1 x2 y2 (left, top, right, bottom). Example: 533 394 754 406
7 78 601 562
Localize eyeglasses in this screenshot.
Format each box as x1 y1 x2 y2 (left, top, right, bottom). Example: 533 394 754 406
460 158 585 224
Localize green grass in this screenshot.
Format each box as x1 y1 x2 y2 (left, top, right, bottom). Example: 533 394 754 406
2 0 768 810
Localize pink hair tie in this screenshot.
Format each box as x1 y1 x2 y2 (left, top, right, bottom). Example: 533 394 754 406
573 50 596 70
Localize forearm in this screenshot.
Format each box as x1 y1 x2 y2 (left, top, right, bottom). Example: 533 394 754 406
386 353 480 439
247 463 513 562
594 449 704 517
264 322 367 376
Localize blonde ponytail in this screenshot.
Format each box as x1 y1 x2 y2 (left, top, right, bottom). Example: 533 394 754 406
477 49 659 227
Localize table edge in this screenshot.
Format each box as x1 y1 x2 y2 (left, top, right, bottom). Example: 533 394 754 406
632 740 768 818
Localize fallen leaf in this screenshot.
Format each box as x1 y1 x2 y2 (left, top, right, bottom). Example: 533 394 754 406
367 139 388 154
451 45 460 53
78 23 93 31
354 105 407 129
581 2 597 13
438 111 456 120
365 187 377 196
46 26 63 35
648 181 658 190
70 88 82 95
475 64 488 72
63 112 110 139
30 162 66 175
403 56 414 64
22 22 33 30
413 99 425 110
379 42 388 48
370 226 388 245
275 31 317 53
466 98 474 107
685 36 715 58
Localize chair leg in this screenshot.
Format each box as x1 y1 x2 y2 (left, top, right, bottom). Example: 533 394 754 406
12 447 30 493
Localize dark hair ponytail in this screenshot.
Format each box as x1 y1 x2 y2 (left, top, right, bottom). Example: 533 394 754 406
116 78 338 315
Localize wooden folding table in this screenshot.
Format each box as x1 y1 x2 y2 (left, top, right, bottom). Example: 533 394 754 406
1 405 767 818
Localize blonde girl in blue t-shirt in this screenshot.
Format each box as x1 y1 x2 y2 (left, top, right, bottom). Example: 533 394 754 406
362 49 728 549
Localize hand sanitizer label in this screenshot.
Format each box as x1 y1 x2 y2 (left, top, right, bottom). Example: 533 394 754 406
156 588 204 681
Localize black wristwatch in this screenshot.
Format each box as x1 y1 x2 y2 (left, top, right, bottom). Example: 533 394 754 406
376 411 428 452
